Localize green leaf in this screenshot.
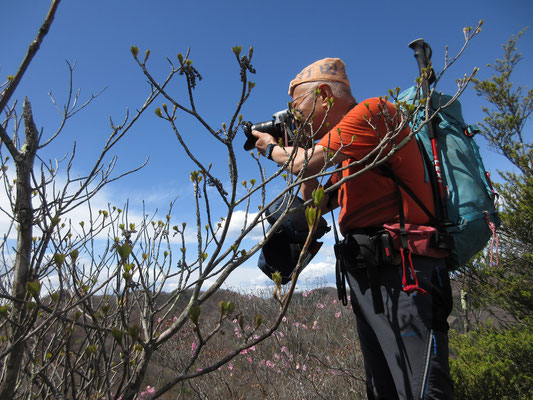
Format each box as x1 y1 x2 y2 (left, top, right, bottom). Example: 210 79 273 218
254 314 263 330
305 206 317 229
84 344 97 357
69 249 79 262
26 280 41 299
0 305 8 316
218 300 227 314
189 305 201 324
111 328 124 344
312 187 324 207
272 272 282 288
128 324 140 340
117 243 132 261
54 253 65 267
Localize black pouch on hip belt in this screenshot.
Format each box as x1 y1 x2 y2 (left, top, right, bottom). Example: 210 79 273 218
335 230 397 313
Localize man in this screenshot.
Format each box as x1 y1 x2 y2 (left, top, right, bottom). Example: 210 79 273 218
252 58 453 399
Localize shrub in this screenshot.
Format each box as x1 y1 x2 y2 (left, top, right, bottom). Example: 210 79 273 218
450 322 533 400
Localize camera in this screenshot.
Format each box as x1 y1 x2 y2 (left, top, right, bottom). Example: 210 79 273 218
243 109 296 151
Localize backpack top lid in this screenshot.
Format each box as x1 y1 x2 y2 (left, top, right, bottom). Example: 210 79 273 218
258 195 329 284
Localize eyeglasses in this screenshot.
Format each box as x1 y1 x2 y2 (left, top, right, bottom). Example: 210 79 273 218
290 87 318 118
291 87 317 104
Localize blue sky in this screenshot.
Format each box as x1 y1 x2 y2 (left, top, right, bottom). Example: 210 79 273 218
2 0 532 291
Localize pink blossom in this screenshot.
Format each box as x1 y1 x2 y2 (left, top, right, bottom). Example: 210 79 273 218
240 349 248 355
266 360 275 368
249 346 256 351
281 346 289 355
146 386 155 395
282 316 287 322
335 311 342 318
157 317 163 324
247 356 253 364
317 302 325 309
173 316 178 322
191 342 197 353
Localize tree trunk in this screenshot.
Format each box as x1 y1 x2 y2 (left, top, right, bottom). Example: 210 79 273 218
0 100 38 399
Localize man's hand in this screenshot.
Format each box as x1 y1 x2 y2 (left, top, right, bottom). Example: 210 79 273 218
252 130 277 156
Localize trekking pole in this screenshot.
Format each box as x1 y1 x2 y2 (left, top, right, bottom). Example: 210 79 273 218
408 39 450 223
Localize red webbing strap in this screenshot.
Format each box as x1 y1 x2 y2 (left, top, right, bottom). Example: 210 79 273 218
395 179 427 296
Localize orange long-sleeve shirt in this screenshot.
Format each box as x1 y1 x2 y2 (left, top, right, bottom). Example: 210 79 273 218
318 97 434 235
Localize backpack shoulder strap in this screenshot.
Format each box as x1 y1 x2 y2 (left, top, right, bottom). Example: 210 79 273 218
379 165 438 226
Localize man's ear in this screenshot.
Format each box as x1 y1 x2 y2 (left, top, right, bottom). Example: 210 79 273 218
317 83 334 108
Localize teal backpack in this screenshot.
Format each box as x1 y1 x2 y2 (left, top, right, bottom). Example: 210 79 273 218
395 85 500 269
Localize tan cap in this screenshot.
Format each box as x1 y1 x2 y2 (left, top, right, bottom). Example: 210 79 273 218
288 58 350 96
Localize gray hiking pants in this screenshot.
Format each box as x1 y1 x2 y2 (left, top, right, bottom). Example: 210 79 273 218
346 255 454 400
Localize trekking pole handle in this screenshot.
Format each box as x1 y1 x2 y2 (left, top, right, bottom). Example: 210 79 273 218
408 39 432 73
409 39 435 136
408 39 450 223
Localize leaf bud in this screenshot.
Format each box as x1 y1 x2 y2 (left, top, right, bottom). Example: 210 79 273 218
26 280 41 299
117 243 132 261
131 46 139 59
272 272 282 288
312 187 324 207
189 305 201 324
54 253 66 267
218 300 227 314
305 206 317 229
254 314 263 330
113 328 125 343
128 324 140 339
